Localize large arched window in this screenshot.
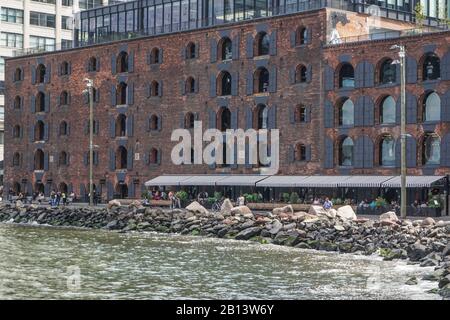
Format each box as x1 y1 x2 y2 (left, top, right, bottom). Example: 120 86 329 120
14 96 21 109
423 92 441 122
218 71 232 96
379 58 396 84
88 57 97 72
150 47 160 64
59 121 68 136
219 107 231 131
117 51 129 73
422 133 440 165
254 67 269 93
295 64 307 83
256 104 268 129
380 135 395 166
37 64 46 83
60 91 69 105
35 120 45 141
59 151 68 166
185 112 195 129
338 98 354 126
186 77 195 93
149 148 159 164
13 153 21 167
422 53 440 80
14 68 22 82
116 114 127 137
186 42 196 59
256 32 270 56
380 96 396 124
117 82 127 105
338 63 355 88
220 37 232 61
34 149 44 170
150 81 159 96
116 146 128 169
339 136 354 166
149 114 159 131
294 143 306 161
36 92 45 112
296 27 307 46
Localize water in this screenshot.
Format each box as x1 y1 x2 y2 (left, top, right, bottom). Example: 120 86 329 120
0 223 440 300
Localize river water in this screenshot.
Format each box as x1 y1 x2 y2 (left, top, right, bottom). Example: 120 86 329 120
0 223 440 300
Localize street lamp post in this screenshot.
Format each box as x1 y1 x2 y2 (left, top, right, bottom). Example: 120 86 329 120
391 44 407 219
85 78 94 206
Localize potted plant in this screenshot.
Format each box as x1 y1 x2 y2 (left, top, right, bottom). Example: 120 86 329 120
176 190 189 207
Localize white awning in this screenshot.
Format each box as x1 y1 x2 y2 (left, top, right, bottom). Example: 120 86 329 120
255 176 310 187
338 176 395 188
298 175 352 188
144 175 192 186
216 175 269 186
179 175 228 186
381 176 446 188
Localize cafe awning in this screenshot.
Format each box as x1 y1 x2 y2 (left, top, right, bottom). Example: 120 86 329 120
381 176 446 188
255 176 309 187
179 175 227 186
299 175 350 188
216 175 269 186
338 176 395 188
144 175 192 186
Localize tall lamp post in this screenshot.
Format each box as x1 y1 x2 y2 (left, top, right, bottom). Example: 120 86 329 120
85 78 94 206
391 44 407 219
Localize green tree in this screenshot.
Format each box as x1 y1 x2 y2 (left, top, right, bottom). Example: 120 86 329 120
414 2 426 30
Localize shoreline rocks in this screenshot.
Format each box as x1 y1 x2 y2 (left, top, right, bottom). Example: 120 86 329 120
0 202 449 299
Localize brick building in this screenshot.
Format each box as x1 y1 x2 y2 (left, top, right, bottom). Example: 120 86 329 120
3 1 450 201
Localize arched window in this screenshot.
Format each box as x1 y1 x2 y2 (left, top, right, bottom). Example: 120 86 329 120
88 57 97 72
150 81 159 96
59 183 68 193
256 32 270 56
295 143 306 161
14 68 22 82
295 64 307 83
13 125 21 138
117 51 129 73
185 112 195 129
34 149 44 170
380 96 396 124
60 61 69 75
36 92 45 112
254 67 269 93
186 77 195 93
117 82 127 105
14 96 21 109
37 64 46 83
220 37 232 60
296 27 307 45
422 133 440 165
149 114 158 130
338 63 355 88
256 104 268 129
218 71 232 96
339 136 354 166
149 148 159 164
150 48 160 64
423 92 441 122
338 98 354 126
422 53 440 80
380 135 395 166
35 120 45 141
59 121 68 136
186 42 196 59
13 153 21 167
60 91 69 105
116 114 127 137
379 58 396 84
295 105 307 123
219 107 231 131
59 151 68 166
116 146 128 169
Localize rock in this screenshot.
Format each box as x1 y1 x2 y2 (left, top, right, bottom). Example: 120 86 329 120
107 199 121 209
405 277 418 285
186 201 209 215
220 198 233 216
235 227 261 240
231 205 252 216
443 243 450 257
308 205 336 218
439 283 450 298
128 200 143 209
239 220 255 230
272 205 293 215
268 220 283 235
379 211 398 222
29 204 38 210
336 205 357 220
15 200 24 208
438 275 450 289
282 223 296 231
422 269 446 281
435 220 450 228
420 259 439 267
334 224 345 231
254 211 273 218
407 242 429 261
421 217 435 227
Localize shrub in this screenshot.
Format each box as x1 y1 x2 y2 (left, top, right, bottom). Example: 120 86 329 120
290 192 299 204
214 191 222 200
282 192 290 203
375 197 387 208
176 190 188 202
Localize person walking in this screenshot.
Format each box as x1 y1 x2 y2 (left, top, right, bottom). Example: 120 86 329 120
62 192 67 206
168 191 175 209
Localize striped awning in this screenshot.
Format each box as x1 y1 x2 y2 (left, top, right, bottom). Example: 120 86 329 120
179 175 227 186
299 175 351 188
256 176 310 187
144 175 192 186
216 175 269 186
338 176 395 188
381 176 446 188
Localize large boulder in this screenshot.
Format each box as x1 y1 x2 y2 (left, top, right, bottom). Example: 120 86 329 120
235 227 261 240
268 220 283 235
15 200 24 208
421 217 435 227
220 198 233 216
186 201 209 215
407 242 429 261
379 211 399 222
107 199 121 209
308 205 336 219
336 205 357 220
231 205 253 218
272 205 294 216
128 200 143 209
